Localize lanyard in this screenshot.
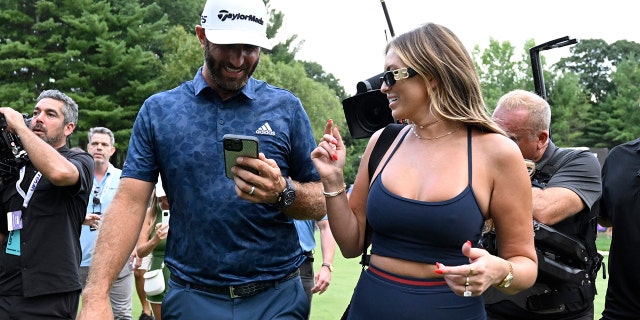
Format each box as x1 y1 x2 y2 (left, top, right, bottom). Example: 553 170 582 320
15 166 42 208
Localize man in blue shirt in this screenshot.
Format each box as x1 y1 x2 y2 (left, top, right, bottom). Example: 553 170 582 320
79 127 134 320
78 0 326 319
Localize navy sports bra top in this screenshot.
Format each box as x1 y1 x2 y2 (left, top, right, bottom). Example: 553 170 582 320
367 126 485 265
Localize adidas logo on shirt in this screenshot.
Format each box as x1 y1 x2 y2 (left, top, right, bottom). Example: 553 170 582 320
255 122 276 136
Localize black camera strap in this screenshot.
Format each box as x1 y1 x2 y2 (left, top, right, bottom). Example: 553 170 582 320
358 123 405 267
532 147 577 185
367 124 405 183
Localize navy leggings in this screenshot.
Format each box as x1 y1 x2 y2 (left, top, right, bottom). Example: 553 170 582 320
347 265 486 320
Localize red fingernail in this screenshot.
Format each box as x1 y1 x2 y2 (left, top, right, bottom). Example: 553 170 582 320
434 269 443 274
466 240 472 246
436 262 442 269
332 154 338 161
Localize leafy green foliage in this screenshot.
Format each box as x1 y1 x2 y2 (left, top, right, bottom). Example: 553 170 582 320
473 38 530 111
546 72 592 146
555 40 640 148
598 56 640 145
474 37 640 151
0 0 172 163
1 0 639 173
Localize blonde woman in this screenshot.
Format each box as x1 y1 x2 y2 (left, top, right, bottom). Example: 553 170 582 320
311 23 537 319
136 180 170 320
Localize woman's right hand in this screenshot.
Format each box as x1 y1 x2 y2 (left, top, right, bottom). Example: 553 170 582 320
311 119 346 180
154 222 169 241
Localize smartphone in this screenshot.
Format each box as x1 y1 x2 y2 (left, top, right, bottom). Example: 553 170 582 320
161 210 170 225
223 134 259 179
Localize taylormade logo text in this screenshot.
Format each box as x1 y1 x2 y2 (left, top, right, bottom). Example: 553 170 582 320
217 10 264 25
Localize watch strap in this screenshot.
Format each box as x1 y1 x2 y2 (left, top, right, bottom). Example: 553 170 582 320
275 177 295 208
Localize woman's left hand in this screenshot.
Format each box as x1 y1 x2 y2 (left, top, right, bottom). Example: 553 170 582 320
435 241 504 297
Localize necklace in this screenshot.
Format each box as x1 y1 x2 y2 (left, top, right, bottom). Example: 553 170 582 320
416 119 441 129
411 123 460 140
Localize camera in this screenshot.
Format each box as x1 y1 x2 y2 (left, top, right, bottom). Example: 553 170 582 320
223 137 245 152
342 73 396 139
0 114 29 183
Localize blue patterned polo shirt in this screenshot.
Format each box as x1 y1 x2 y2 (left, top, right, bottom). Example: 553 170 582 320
122 67 320 286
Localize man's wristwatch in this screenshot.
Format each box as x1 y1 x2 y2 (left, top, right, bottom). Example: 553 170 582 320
275 177 296 208
321 263 334 272
498 262 514 288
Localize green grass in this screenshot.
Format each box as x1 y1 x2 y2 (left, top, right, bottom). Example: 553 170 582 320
123 233 612 319
594 233 612 318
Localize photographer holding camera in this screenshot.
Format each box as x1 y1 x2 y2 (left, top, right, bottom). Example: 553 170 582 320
0 90 94 318
485 89 602 320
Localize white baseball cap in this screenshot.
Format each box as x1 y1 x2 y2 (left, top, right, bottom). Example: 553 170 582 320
155 177 166 198
200 0 272 49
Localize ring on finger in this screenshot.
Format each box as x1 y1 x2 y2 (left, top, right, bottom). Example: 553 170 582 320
248 185 255 195
464 286 472 297
468 264 474 276
465 276 470 286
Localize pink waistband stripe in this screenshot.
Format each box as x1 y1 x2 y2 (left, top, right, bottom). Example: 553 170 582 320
369 265 447 286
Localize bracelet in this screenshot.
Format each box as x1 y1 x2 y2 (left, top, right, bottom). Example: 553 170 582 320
323 183 347 198
497 261 514 288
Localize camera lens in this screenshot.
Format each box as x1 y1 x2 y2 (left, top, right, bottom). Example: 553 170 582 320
225 139 243 151
93 197 100 205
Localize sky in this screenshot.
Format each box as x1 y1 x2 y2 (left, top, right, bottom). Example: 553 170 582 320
269 0 640 96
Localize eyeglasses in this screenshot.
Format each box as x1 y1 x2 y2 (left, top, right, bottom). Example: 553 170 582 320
380 67 418 87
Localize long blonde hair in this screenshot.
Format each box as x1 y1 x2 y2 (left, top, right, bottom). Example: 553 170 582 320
386 22 505 135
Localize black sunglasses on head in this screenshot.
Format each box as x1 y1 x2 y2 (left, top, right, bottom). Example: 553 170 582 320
380 67 418 87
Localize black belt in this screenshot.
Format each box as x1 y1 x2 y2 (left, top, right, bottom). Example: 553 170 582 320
170 270 299 298
303 250 314 262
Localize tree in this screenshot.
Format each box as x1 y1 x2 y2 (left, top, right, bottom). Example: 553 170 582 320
545 72 592 147
0 0 350 169
555 39 640 148
598 55 640 147
472 38 533 112
142 0 200 31
0 0 173 165
301 61 348 101
157 25 202 90
555 39 616 103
